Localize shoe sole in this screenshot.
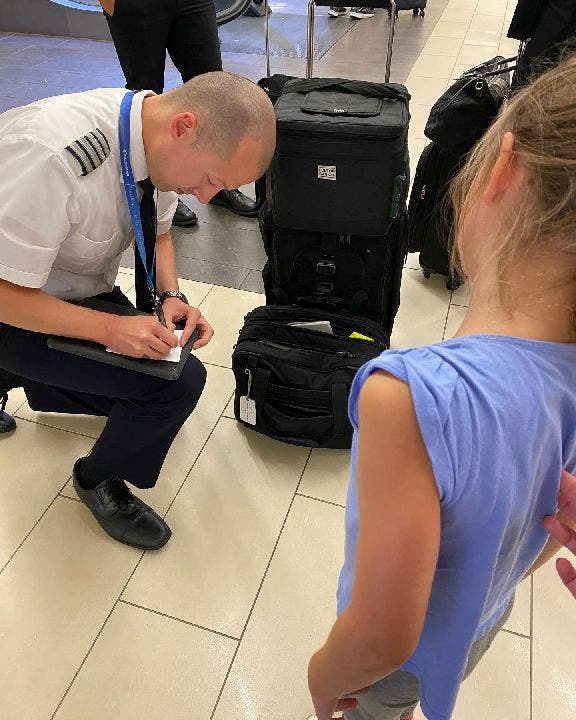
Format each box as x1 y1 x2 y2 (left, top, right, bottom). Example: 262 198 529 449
171 218 198 228
328 10 346 16
350 12 375 18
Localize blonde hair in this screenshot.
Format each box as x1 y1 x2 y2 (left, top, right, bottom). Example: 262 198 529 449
450 52 576 285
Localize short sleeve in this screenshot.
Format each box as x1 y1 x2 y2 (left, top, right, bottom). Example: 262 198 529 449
0 137 74 288
156 190 178 235
349 348 460 503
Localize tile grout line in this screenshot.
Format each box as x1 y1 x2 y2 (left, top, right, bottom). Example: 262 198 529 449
49 388 240 717
296 492 345 509
501 627 531 641
50 548 148 720
209 448 313 719
118 599 241 642
0 476 73 576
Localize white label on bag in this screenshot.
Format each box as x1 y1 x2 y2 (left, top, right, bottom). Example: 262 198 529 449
318 165 336 181
239 395 257 425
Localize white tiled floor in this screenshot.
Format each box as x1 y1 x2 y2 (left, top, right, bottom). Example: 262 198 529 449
2 1 575 719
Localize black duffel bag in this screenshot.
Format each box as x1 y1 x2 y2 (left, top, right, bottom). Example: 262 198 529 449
232 305 388 448
424 56 514 150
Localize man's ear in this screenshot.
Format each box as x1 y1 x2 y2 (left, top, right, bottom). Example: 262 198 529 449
483 131 519 203
169 112 199 142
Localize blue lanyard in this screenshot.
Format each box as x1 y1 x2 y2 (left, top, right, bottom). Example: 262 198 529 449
118 91 156 299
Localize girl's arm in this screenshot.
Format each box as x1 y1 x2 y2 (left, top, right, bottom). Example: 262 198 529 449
308 371 441 719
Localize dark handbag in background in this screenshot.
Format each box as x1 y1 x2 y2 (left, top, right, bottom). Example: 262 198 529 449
425 56 514 150
232 305 388 449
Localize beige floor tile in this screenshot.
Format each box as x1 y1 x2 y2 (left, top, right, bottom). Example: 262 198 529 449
422 36 464 57
504 578 531 637
532 551 576 718
464 28 500 47
195 285 264 368
405 75 449 107
53 601 236 720
213 495 344 720
122 418 309 637
443 304 467 340
478 0 507 15
406 251 421 271
0 497 139 720
450 280 470 307
430 22 471 40
176 277 214 308
498 37 521 57
469 14 505 33
0 422 93 570
457 43 500 67
410 53 458 80
408 103 433 141
115 270 134 296
414 631 530 720
223 392 235 419
17 403 106 438
440 9 475 24
3 386 26 416
391 269 451 348
60 364 236 516
299 448 350 507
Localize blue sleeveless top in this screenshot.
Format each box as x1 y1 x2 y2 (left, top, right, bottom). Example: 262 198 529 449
337 334 576 720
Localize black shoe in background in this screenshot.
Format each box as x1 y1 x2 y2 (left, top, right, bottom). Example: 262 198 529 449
172 199 198 228
73 460 172 550
209 189 259 217
0 369 24 434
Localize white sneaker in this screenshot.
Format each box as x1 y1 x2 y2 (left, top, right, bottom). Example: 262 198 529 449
328 6 348 16
350 6 375 18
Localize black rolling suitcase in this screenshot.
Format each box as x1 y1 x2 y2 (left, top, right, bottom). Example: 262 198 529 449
407 56 514 288
389 0 426 18
261 1 410 335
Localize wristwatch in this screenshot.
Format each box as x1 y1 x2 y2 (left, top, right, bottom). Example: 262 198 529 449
159 290 189 305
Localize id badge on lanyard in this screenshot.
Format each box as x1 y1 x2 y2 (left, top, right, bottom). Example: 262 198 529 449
118 91 157 311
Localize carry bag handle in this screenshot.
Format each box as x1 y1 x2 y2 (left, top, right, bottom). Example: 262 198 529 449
281 78 409 103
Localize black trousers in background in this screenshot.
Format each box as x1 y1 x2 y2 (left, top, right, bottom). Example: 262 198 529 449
104 0 223 94
0 289 206 489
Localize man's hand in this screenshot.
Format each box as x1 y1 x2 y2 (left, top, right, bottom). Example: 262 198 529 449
161 298 214 350
543 470 576 600
104 315 179 359
310 695 361 720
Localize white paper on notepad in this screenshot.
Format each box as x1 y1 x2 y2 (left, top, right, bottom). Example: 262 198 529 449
106 329 184 362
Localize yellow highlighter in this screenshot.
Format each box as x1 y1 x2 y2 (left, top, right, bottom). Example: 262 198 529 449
349 331 374 342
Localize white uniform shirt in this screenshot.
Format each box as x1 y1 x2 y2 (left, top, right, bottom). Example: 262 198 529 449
0 88 178 300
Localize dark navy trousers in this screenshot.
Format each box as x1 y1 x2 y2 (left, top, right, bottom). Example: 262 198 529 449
0 288 206 488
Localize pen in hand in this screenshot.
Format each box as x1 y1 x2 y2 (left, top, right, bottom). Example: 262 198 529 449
154 299 168 328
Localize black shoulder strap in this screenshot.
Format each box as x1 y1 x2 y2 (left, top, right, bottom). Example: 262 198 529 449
281 78 410 103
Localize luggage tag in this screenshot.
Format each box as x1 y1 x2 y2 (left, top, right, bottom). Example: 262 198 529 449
239 368 257 425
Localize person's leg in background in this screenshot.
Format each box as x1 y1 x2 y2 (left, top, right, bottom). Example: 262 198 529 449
103 0 199 227
168 0 260 217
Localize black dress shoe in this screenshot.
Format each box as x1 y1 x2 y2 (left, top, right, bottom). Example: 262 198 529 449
172 199 198 228
73 461 171 550
0 368 23 434
209 188 260 217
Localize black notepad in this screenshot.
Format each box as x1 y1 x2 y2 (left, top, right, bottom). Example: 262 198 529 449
47 298 199 380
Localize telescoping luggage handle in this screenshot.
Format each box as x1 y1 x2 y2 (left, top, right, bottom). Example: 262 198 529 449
263 0 397 81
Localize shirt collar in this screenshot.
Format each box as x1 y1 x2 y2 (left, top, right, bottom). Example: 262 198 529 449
129 90 155 183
